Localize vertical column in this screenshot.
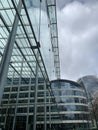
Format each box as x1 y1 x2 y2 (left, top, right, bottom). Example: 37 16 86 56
26 72 32 130
4 70 15 129
0 0 22 104
49 92 51 130
44 81 47 130
12 58 24 130
33 52 39 130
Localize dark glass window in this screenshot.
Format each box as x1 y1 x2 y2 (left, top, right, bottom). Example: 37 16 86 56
37 98 44 102
9 99 16 103
0 108 6 114
19 93 28 98
20 86 29 91
10 93 17 98
29 107 34 113
38 91 44 96
30 92 34 97
3 94 9 99
12 87 18 92
17 107 27 113
37 115 44 121
8 108 15 114
51 114 60 120
30 99 34 103
21 78 30 84
31 86 34 90
18 100 28 103
0 116 5 122
16 116 26 121
79 98 86 104
51 106 58 112
38 85 44 90
29 116 33 123
1 100 8 104
37 107 44 112
13 78 19 85
4 87 10 92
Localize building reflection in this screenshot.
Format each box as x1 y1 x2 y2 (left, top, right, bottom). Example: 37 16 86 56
51 79 90 129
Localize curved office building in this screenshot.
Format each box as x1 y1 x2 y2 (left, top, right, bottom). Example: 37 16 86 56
51 79 90 130
78 75 98 98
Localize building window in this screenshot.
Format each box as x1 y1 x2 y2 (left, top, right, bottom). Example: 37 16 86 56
30 99 34 103
37 99 44 102
31 86 34 90
38 92 44 96
17 107 27 113
30 92 34 97
38 85 44 90
9 99 16 103
0 116 5 122
10 94 17 98
1 100 8 104
0 108 6 114
19 93 28 98
12 87 18 92
37 106 44 112
16 116 26 121
29 107 34 113
4 87 10 92
18 100 28 103
20 86 29 91
3 94 9 99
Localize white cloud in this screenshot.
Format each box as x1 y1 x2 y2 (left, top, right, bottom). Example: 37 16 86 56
57 0 98 81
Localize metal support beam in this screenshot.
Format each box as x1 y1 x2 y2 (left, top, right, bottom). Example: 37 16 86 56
44 82 47 130
12 57 23 130
0 41 28 84
4 70 15 129
33 52 39 130
0 0 22 104
49 93 51 129
26 72 32 130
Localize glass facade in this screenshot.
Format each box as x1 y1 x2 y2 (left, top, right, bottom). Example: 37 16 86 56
78 75 98 129
51 79 90 130
0 79 62 130
0 78 90 130
78 75 98 98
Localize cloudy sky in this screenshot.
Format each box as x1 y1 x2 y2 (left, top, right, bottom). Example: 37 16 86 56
56 0 98 81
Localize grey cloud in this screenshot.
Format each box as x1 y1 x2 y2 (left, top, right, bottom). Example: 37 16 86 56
57 0 98 80
57 0 98 10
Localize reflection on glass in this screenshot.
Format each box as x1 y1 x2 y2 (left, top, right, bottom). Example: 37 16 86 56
51 79 89 124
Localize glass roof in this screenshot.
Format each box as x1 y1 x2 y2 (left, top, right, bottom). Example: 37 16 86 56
0 0 60 81
0 0 62 121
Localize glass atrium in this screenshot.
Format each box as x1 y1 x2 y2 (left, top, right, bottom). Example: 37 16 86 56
0 0 60 130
